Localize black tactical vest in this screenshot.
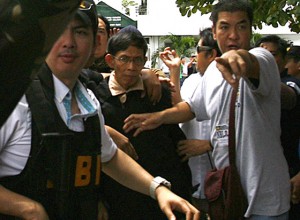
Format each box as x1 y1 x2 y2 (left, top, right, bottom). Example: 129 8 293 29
0 64 102 220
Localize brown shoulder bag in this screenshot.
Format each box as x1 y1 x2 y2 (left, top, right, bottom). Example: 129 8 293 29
204 88 248 220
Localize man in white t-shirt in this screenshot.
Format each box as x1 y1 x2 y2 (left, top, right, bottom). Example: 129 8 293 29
123 1 291 219
0 1 199 219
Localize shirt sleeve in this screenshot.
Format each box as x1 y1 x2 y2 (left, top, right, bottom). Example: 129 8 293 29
0 96 32 177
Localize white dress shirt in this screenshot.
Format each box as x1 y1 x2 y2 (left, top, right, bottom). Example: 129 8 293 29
0 74 117 177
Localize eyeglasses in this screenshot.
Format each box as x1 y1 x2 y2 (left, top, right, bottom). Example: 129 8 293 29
196 45 213 53
79 0 93 10
112 55 145 66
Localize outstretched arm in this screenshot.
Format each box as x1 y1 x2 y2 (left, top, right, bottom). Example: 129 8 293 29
102 149 200 220
123 102 195 136
0 185 49 219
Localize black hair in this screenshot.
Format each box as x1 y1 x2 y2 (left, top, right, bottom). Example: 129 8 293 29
107 28 148 56
199 27 222 56
210 0 253 27
98 14 111 37
254 35 291 57
286 45 300 62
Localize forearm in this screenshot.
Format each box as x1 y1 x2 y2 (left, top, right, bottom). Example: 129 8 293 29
169 66 182 105
102 149 153 196
162 101 195 124
0 185 47 218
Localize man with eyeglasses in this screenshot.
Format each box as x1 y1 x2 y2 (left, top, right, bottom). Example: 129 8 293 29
94 25 193 220
0 1 199 220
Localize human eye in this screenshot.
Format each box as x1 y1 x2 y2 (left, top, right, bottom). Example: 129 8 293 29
98 28 106 35
237 23 248 30
134 57 144 65
219 24 228 31
75 28 89 36
119 56 130 63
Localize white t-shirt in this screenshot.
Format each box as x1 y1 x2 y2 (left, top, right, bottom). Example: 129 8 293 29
180 73 213 199
0 74 117 178
187 47 290 217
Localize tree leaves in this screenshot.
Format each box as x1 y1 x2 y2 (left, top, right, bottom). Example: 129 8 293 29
175 0 300 33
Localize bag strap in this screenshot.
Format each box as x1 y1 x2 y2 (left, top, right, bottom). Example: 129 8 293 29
228 88 238 165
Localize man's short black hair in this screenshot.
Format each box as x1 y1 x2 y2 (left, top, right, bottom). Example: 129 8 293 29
210 0 253 27
98 14 111 37
199 27 222 56
255 35 291 58
107 26 148 56
286 45 300 62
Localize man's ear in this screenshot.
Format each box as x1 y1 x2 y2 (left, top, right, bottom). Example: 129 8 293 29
105 54 115 68
209 49 218 62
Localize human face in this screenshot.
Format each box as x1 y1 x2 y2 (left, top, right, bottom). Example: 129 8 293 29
285 58 300 78
106 46 145 90
94 18 109 59
196 39 215 75
259 42 286 73
46 18 95 87
213 11 251 53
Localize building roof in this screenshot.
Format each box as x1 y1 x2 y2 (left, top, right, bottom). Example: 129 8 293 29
96 1 137 28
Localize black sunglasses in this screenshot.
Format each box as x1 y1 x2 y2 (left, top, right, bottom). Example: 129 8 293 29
196 45 213 53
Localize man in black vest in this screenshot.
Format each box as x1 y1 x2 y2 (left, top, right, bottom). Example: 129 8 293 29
0 1 199 219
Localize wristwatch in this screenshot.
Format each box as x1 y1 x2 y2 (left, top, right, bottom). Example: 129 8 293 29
150 176 171 200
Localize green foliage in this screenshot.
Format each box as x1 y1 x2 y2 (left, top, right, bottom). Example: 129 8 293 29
151 34 197 68
122 0 137 16
175 0 300 33
250 32 262 48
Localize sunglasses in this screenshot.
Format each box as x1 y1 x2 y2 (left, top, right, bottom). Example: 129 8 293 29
196 45 213 53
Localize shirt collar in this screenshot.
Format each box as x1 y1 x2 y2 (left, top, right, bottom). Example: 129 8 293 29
53 74 70 103
108 71 144 97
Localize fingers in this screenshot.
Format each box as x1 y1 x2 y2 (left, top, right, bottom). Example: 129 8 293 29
162 200 200 220
215 57 237 84
291 177 300 204
123 115 148 136
215 57 239 90
187 202 201 220
133 127 144 137
109 28 120 37
123 114 141 133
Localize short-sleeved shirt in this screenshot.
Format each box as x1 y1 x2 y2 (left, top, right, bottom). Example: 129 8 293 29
0 74 117 178
186 47 290 217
